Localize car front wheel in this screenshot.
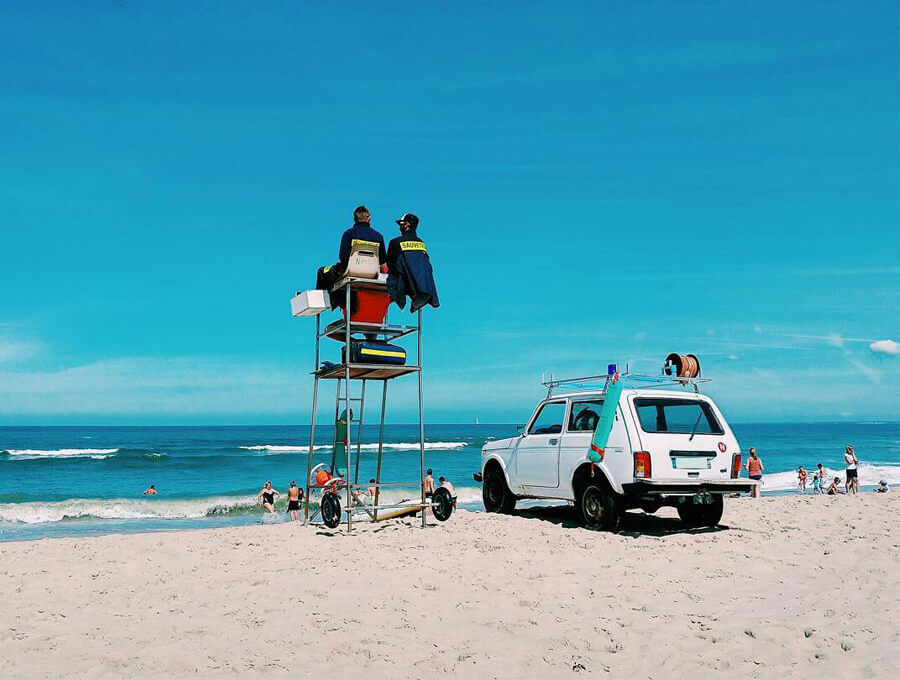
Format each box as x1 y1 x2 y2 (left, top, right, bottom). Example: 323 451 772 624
482 468 516 514
579 484 622 532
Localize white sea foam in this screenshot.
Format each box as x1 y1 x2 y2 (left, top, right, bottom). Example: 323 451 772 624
758 463 900 492
0 496 257 524
241 442 467 453
1 448 119 459
0 487 486 525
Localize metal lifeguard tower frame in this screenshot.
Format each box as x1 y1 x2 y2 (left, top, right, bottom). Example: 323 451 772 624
299 276 439 531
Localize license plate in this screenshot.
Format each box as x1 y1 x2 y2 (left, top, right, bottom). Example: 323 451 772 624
672 457 710 470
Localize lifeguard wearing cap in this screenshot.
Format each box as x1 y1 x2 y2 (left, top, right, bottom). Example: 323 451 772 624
386 212 440 311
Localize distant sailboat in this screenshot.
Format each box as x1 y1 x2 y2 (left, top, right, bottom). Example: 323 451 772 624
476 416 480 425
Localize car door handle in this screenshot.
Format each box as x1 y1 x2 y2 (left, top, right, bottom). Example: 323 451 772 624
549 439 558 445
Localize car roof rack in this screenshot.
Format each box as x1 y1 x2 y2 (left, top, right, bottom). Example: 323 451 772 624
541 366 711 398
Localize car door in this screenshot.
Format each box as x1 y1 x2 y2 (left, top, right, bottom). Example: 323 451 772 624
559 398 632 497
515 401 565 489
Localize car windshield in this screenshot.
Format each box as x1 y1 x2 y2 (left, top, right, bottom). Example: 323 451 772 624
633 398 724 435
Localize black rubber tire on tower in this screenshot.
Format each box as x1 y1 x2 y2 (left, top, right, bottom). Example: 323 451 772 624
431 486 454 522
321 492 342 529
579 484 622 532
482 467 516 514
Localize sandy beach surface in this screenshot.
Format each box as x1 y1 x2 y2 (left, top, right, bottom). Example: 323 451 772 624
1 494 897 679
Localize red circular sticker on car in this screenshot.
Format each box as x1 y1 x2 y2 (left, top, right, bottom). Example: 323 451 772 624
717 442 727 453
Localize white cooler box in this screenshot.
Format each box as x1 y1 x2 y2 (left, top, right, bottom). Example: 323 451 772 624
291 289 330 317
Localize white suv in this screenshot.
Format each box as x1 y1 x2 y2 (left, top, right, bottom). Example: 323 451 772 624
475 379 755 531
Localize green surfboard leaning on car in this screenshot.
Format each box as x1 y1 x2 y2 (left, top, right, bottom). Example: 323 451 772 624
587 373 623 463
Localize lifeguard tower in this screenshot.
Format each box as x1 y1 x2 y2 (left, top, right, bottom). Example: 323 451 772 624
290 243 453 531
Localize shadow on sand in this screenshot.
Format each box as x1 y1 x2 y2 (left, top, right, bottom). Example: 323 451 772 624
513 503 731 537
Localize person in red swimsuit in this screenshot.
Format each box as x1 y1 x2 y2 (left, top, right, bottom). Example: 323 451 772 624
743 448 764 498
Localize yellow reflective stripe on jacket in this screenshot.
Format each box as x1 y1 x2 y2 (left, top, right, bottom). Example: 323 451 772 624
351 239 380 249
400 240 427 252
322 265 332 273
360 348 405 358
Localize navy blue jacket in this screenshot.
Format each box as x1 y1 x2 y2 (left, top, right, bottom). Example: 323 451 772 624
338 222 387 269
386 231 440 312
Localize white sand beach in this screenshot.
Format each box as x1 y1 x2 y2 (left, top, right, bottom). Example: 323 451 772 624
1 494 897 679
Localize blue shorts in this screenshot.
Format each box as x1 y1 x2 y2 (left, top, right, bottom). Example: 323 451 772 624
750 474 762 481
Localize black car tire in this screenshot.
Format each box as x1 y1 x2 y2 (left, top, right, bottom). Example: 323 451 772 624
482 468 516 514
579 484 622 532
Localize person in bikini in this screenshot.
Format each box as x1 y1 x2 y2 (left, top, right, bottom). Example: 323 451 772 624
797 466 808 493
257 481 279 513
743 448 764 498
286 480 303 522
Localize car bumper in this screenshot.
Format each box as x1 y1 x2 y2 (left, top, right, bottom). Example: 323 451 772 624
622 478 758 495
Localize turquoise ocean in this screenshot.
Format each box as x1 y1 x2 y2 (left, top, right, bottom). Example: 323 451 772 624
2 422 898 542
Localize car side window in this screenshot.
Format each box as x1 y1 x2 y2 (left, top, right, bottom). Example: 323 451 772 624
568 400 604 432
528 402 565 435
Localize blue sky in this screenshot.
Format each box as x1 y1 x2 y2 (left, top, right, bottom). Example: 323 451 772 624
1 1 898 424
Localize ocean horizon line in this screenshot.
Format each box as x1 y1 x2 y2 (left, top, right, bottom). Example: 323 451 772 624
2 420 899 429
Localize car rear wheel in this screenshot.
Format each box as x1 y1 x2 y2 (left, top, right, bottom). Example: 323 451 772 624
482 468 516 514
579 484 621 532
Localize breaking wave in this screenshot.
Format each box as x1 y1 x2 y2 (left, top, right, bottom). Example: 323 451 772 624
0 448 168 461
757 463 900 491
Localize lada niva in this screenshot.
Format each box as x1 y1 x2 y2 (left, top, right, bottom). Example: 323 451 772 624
475 371 755 531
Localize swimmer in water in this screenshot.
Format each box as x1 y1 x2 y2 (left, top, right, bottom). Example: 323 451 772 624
257 481 279 513
286 480 303 521
142 485 157 495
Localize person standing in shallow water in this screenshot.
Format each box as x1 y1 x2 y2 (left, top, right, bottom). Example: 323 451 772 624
743 448 763 498
844 445 859 495
257 481 279 513
286 481 303 522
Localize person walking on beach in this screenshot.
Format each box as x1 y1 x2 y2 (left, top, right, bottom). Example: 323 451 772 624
286 481 303 522
844 445 859 495
424 469 435 498
798 466 808 493
743 448 764 497
257 481 279 513
816 463 827 494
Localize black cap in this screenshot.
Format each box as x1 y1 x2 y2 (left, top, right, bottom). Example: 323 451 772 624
396 212 419 229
